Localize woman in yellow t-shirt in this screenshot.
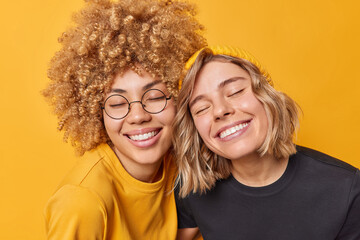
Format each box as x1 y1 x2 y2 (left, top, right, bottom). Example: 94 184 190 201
43 0 206 239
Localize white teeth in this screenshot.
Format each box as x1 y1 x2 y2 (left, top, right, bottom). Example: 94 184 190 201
219 122 249 139
129 131 157 141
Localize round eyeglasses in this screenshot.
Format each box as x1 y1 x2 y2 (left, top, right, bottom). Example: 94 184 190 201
102 89 172 120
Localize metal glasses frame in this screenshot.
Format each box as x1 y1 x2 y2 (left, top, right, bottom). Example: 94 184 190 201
101 88 172 120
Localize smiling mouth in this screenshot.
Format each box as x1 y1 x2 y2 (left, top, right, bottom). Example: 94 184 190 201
219 121 250 139
127 130 160 141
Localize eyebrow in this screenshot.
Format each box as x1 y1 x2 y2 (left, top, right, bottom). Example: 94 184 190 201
218 77 246 88
110 80 163 93
189 77 246 108
189 95 205 108
142 80 163 91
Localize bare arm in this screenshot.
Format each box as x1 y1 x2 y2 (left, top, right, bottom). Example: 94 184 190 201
176 227 200 240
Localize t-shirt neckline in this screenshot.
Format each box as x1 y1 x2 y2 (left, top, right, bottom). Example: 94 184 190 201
227 153 298 197
100 143 167 193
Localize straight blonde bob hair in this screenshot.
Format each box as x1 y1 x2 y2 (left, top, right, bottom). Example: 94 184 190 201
173 48 300 198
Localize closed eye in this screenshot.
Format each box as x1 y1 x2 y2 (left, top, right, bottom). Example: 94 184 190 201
228 89 244 97
110 103 127 108
147 96 165 101
193 106 210 115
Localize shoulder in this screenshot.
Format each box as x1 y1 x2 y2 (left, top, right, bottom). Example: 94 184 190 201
44 185 107 239
45 184 106 217
293 146 360 197
58 145 108 185
295 145 358 174
52 144 118 210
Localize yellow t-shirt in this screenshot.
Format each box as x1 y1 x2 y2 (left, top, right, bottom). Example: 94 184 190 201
44 144 177 240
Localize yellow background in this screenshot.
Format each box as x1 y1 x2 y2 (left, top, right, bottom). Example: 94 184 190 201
0 0 359 239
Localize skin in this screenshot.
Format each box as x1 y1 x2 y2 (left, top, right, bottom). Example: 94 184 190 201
189 60 287 186
103 69 176 183
177 228 200 240
189 60 269 165
177 60 288 239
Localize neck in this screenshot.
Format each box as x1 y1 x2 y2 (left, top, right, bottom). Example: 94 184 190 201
230 151 288 187
112 146 164 183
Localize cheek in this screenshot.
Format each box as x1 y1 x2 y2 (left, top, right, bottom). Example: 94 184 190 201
254 101 269 138
160 102 176 124
103 115 124 135
240 94 269 135
193 115 211 140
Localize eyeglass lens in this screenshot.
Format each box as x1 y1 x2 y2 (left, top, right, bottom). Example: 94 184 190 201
104 89 168 119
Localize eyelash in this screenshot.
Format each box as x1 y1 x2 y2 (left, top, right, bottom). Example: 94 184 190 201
194 106 209 115
228 89 244 97
192 88 244 115
110 103 126 107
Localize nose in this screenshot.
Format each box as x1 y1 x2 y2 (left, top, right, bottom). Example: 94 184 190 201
213 98 234 121
126 101 152 124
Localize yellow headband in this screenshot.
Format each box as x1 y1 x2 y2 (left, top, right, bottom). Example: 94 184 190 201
180 45 272 89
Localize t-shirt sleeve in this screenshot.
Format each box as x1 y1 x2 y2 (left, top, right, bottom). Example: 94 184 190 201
44 184 107 240
336 169 360 239
175 188 198 229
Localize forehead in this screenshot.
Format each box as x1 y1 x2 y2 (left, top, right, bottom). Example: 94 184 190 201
111 69 155 88
109 69 169 96
192 60 251 94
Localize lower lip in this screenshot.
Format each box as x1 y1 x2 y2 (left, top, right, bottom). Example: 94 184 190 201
126 129 162 148
217 121 251 142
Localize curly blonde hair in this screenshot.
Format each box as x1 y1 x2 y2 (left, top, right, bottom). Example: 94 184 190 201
43 0 206 155
173 48 299 197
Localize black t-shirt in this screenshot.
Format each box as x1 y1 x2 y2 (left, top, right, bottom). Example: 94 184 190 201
176 146 360 240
